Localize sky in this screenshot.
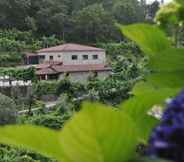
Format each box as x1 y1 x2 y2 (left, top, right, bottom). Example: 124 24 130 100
146 0 172 4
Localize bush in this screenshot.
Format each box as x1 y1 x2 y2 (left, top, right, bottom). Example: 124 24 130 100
0 93 17 125
96 42 142 60
33 81 58 99
0 145 56 162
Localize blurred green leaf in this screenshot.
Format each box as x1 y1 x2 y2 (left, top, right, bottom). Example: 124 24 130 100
149 48 184 72
0 102 139 162
155 2 182 25
175 0 184 6
146 71 184 89
120 24 171 56
0 125 63 161
120 83 176 141
59 102 139 162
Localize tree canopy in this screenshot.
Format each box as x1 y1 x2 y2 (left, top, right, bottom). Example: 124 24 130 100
0 0 146 43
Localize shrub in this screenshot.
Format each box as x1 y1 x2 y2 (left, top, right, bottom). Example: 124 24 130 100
0 93 17 125
33 81 58 99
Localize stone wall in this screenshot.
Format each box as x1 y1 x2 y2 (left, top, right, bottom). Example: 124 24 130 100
59 71 111 83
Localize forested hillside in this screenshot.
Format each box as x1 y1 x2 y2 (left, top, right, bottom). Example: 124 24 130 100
0 0 147 43
0 0 160 66
0 0 169 162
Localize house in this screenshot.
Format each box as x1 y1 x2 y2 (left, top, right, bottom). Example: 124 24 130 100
25 43 112 82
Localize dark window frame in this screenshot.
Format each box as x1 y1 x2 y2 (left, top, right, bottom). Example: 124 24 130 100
83 55 88 60
49 55 54 60
72 55 78 60
93 55 98 60
39 55 45 59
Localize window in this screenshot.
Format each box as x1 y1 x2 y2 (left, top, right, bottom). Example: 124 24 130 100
72 55 78 60
58 55 61 58
39 55 45 59
50 56 53 60
48 74 59 80
83 55 88 60
39 55 45 63
93 55 98 60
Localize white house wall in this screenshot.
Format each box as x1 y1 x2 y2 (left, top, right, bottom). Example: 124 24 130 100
38 51 106 65
38 52 63 63
62 51 106 65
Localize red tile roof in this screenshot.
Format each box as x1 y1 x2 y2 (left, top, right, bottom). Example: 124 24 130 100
36 61 62 69
37 43 105 53
36 67 58 75
36 64 111 75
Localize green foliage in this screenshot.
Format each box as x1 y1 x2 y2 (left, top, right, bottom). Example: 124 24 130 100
54 94 76 114
0 29 64 67
0 0 145 43
0 67 36 81
176 0 184 5
1 7 183 162
33 81 58 99
155 2 184 26
146 0 160 21
121 23 184 90
0 52 23 67
119 23 184 142
0 145 57 162
0 145 36 162
87 78 133 105
121 24 171 56
40 36 64 48
0 125 62 161
97 42 142 59
73 4 118 43
155 1 184 47
112 56 145 80
19 114 64 130
0 102 139 162
120 83 176 141
18 95 73 130
86 55 146 105
56 79 86 98
112 0 145 24
0 93 17 125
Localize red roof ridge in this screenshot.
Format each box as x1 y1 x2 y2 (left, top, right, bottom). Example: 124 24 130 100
36 63 111 75
37 43 105 53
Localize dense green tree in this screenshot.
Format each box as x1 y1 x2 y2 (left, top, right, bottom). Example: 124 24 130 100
73 4 119 43
97 42 142 60
155 1 184 47
0 145 56 162
0 0 145 43
147 0 160 21
112 0 145 24
0 93 17 125
0 0 31 29
33 0 68 37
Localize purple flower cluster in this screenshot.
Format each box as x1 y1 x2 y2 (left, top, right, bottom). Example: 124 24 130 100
147 90 184 162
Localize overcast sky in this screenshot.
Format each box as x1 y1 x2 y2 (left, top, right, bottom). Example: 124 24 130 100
146 0 172 4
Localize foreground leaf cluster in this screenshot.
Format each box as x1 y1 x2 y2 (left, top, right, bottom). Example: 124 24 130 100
1 2 184 161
